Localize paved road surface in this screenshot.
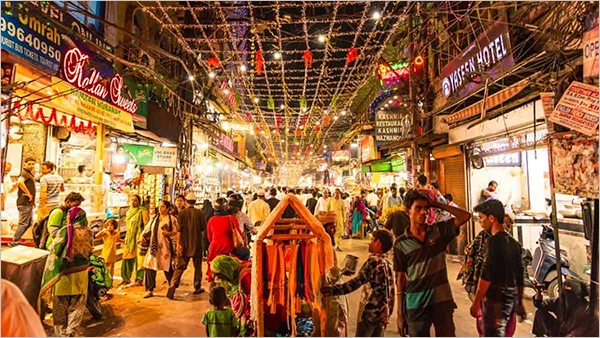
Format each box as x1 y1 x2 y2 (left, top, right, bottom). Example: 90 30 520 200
66 238 534 337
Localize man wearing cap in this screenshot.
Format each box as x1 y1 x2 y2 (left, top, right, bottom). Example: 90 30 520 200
248 189 271 226
168 192 206 299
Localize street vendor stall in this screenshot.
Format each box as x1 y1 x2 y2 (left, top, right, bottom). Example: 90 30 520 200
251 195 334 337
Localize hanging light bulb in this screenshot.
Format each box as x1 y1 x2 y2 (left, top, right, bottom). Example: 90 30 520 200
188 75 195 81
341 110 347 116
254 97 260 103
318 34 326 43
208 72 216 79
280 104 285 109
240 65 247 72
273 52 282 60
372 11 381 20
334 116 339 120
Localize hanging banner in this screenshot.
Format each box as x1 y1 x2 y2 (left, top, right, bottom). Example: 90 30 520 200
152 146 177 167
122 144 155 166
548 81 599 136
360 135 377 163
550 134 598 199
582 26 599 79
377 61 409 90
539 92 555 130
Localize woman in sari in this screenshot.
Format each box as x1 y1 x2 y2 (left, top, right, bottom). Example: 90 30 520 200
40 206 93 337
211 255 253 336
350 196 367 238
121 195 149 287
142 200 178 298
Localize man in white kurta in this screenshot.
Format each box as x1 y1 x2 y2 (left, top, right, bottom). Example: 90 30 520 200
328 189 346 251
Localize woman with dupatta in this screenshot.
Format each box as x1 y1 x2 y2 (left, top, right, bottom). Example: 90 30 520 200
40 206 93 337
350 196 368 239
121 195 149 287
211 255 253 336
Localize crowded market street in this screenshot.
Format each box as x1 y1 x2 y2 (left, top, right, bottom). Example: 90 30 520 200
1 1 599 337
60 239 537 337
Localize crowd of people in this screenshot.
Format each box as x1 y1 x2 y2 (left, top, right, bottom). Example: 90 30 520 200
2 166 598 337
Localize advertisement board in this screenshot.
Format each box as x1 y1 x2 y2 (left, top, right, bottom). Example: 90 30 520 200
122 144 155 166
582 26 599 79
548 81 599 136
360 135 377 163
0 1 112 75
375 108 410 144
440 19 514 103
152 147 178 167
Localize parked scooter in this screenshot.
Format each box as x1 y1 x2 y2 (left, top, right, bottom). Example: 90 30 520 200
525 224 582 298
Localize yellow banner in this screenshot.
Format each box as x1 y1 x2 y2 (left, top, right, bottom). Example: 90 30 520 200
14 65 134 133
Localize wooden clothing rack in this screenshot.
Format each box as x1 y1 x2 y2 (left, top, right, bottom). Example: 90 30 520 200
252 194 335 337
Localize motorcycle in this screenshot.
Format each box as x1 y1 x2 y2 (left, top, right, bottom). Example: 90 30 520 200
525 224 582 298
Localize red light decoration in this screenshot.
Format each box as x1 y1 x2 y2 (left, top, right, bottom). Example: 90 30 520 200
414 55 424 65
346 47 358 65
255 50 264 75
302 50 313 68
207 57 220 68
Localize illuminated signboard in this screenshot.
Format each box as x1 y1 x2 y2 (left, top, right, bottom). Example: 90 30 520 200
63 47 138 114
441 20 513 101
377 61 409 90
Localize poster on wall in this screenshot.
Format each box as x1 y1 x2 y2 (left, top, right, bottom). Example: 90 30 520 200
548 81 599 136
550 134 599 199
122 144 155 166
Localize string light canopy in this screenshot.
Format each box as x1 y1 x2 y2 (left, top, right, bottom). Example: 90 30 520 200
141 1 410 163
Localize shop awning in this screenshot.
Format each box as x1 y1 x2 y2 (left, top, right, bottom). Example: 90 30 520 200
135 130 173 145
12 65 134 133
444 78 531 125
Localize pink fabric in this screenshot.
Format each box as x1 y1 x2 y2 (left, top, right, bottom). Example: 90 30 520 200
476 308 517 337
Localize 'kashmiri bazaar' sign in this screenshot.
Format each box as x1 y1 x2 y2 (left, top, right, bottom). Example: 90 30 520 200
441 20 514 100
548 81 599 136
375 109 409 143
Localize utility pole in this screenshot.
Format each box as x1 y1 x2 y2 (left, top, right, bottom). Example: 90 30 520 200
408 10 418 182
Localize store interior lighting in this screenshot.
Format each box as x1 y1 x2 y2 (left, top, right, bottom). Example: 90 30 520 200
161 142 177 147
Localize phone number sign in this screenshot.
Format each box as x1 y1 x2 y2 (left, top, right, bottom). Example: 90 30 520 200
1 3 62 74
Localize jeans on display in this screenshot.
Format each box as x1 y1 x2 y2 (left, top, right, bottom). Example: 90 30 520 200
13 204 34 242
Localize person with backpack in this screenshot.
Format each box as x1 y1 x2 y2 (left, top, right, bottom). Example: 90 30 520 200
40 199 93 337
40 192 86 250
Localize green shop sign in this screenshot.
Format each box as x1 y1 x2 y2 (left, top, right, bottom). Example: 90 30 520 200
124 76 148 128
122 144 154 165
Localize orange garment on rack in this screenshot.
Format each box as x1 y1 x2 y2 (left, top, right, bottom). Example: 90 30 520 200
307 241 323 311
287 244 300 337
303 241 315 303
267 244 286 314
265 244 279 302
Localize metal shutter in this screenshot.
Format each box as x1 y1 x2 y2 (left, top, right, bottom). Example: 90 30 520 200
443 155 466 209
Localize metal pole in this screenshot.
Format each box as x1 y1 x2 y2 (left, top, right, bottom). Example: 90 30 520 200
546 137 563 308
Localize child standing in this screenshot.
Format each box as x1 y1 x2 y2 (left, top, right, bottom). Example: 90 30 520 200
95 219 122 278
202 286 239 337
321 229 395 337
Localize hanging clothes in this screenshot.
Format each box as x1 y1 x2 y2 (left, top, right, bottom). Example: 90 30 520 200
296 242 306 299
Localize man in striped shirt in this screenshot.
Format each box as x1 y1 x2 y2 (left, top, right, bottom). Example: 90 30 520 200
39 161 65 219
394 189 471 337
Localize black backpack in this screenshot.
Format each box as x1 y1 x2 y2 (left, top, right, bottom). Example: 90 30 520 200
32 207 63 250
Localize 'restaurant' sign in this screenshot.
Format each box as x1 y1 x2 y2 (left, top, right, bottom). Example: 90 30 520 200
375 109 409 143
548 81 599 136
441 19 514 101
